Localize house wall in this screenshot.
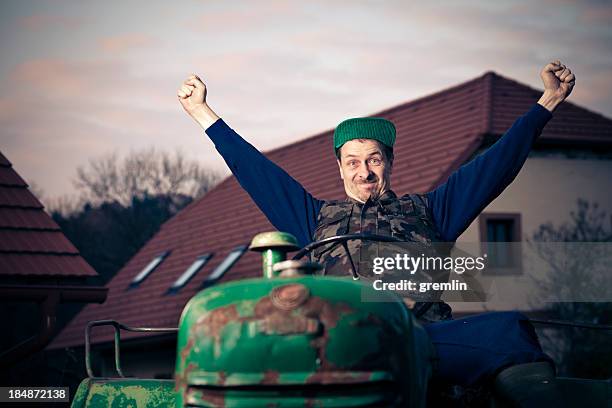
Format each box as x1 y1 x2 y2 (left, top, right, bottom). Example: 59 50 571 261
449 153 612 313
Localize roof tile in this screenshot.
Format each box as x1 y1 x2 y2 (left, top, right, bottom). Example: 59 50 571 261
0 151 98 279
0 186 43 208
0 166 27 187
0 253 97 277
0 230 79 253
0 208 59 229
0 152 10 167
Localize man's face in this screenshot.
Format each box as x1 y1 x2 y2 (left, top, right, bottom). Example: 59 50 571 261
337 139 393 203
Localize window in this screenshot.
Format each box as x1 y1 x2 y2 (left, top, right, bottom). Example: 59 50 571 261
129 251 170 288
479 213 522 274
167 254 213 294
201 245 248 288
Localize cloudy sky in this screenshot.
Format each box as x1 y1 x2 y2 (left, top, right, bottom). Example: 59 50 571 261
1 0 611 202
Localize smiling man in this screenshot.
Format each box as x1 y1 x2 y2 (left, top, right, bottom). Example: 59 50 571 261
334 118 395 203
178 61 575 407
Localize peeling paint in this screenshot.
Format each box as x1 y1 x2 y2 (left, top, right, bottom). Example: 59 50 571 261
72 379 174 408
171 276 432 406
261 370 280 385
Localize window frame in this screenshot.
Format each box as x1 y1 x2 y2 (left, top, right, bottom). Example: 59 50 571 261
479 212 523 275
167 253 213 294
201 245 248 288
129 251 171 289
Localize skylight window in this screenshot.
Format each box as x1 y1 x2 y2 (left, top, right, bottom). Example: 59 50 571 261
129 251 170 288
201 245 248 288
167 253 213 294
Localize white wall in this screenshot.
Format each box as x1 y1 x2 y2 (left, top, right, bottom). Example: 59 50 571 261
458 155 612 242
449 154 612 313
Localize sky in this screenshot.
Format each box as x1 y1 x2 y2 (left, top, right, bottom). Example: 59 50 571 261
1 0 611 203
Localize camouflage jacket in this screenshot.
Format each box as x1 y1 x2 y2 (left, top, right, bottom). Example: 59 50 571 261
311 190 453 323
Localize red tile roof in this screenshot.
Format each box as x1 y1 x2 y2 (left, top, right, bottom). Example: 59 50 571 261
0 151 98 278
50 72 612 349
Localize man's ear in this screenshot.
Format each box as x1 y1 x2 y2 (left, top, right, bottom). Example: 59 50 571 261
337 159 344 180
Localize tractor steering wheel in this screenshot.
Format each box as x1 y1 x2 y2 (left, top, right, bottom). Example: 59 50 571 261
292 233 404 280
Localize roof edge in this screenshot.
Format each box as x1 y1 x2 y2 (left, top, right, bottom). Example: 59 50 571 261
262 71 497 156
428 133 485 191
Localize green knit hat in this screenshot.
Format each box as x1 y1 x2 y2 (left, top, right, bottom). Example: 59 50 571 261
333 117 396 151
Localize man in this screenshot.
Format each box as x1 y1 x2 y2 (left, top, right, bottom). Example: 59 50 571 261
178 61 575 407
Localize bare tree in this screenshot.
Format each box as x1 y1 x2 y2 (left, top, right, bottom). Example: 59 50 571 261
529 199 612 379
533 200 612 242
73 148 221 207
47 148 223 281
44 194 81 217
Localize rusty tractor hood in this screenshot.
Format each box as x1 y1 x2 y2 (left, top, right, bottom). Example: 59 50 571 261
175 274 435 407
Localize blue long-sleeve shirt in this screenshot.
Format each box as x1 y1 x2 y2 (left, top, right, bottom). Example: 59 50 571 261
206 104 552 247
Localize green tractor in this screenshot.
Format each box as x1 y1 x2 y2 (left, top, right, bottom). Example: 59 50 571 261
71 232 610 407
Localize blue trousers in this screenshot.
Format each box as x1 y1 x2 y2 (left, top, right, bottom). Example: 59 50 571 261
423 311 553 387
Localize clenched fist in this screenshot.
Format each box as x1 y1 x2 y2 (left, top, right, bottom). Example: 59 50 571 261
541 60 575 99
178 74 206 114
537 60 576 112
178 74 219 129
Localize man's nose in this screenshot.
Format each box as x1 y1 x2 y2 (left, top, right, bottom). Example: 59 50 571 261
357 163 373 179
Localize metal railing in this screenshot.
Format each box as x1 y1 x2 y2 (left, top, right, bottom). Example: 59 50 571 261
85 320 178 378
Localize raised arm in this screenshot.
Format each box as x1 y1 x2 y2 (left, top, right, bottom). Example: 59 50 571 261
178 74 323 246
427 61 575 241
